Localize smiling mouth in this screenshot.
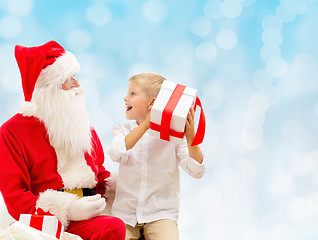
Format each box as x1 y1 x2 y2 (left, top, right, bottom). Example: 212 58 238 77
126 106 132 111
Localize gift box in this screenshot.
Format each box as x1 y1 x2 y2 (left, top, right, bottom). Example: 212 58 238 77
19 209 64 240
150 80 205 145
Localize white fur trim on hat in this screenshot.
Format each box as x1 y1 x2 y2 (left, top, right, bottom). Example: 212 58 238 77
36 51 80 88
36 189 79 228
20 101 37 117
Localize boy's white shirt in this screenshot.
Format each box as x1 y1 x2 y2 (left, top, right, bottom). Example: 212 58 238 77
108 121 206 227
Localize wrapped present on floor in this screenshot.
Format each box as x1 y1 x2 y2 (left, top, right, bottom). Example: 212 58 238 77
150 80 205 145
19 208 64 240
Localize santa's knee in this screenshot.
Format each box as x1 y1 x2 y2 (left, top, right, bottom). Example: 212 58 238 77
109 216 126 236
97 216 126 239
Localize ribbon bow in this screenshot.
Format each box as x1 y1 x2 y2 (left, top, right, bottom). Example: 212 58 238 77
36 208 54 216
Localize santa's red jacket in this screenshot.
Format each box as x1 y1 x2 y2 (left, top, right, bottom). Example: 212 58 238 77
0 113 110 226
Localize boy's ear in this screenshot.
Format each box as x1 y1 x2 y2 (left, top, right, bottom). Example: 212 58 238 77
148 97 156 109
150 97 156 105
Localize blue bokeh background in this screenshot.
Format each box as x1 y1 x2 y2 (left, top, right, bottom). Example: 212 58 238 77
1 0 318 239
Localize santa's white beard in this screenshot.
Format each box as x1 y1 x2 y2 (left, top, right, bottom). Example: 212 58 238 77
32 86 92 156
27 86 96 189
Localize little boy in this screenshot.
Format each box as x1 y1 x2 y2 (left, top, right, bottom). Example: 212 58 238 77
108 73 206 240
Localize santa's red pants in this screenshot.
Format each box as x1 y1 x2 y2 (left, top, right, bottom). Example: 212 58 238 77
66 215 126 240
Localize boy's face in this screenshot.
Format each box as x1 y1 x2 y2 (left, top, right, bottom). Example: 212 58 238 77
124 82 151 124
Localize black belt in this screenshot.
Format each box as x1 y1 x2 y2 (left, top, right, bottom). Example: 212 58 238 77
58 187 96 198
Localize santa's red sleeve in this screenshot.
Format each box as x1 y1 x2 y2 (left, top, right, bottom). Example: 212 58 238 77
90 128 110 197
0 125 38 220
0 119 79 227
90 128 117 215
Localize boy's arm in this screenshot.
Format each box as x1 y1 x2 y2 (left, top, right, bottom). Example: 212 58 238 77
125 113 150 150
187 143 203 164
185 107 203 164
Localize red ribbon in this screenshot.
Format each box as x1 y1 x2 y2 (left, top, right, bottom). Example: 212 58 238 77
56 222 63 239
150 84 206 145
191 96 205 146
149 122 185 139
29 208 63 239
160 84 186 141
36 208 53 216
29 214 44 232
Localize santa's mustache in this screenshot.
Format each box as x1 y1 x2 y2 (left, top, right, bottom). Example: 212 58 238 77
65 87 84 96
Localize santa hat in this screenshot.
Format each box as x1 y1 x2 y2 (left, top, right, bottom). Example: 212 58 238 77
15 40 80 102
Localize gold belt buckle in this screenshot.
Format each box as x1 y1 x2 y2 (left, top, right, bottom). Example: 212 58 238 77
64 188 83 198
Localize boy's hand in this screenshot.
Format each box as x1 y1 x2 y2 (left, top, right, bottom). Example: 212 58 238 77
142 111 151 130
125 110 152 150
185 107 195 145
185 106 203 164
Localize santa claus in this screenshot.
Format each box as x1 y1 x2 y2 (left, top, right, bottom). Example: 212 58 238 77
0 41 125 240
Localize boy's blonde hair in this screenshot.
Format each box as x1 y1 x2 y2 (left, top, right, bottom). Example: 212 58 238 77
128 73 166 98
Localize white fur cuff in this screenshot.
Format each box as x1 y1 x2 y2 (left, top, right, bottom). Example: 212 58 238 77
36 189 79 228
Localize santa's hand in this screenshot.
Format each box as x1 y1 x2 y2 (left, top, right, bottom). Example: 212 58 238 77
67 194 106 221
